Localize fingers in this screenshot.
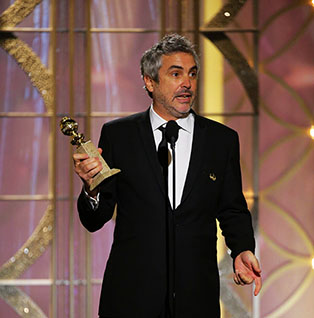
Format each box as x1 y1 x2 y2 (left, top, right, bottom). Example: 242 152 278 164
254 276 262 296
234 270 262 296
73 152 89 162
251 257 262 275
234 270 253 286
233 273 242 285
72 153 103 185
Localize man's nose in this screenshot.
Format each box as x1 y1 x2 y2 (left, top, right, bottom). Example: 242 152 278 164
181 75 191 89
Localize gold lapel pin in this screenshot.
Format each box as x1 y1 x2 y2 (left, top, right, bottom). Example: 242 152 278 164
209 173 216 181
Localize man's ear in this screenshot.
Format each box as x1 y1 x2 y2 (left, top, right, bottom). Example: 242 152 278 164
143 75 154 93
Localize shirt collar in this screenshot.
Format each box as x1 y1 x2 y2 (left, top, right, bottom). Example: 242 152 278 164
149 105 194 134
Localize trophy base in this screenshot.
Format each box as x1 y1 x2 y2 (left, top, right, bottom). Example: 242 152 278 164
76 140 121 191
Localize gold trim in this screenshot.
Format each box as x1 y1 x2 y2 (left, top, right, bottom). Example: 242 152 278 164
260 133 300 164
0 205 54 279
0 195 51 200
0 1 54 315
202 31 258 113
1 27 259 33
261 229 311 264
90 27 158 33
0 286 47 318
159 0 166 38
68 1 75 316
201 0 258 113
261 143 313 196
260 99 304 132
262 199 314 254
262 70 313 120
205 0 247 28
85 0 92 316
0 35 53 112
0 112 52 117
262 13 313 65
259 261 312 297
49 0 57 315
200 27 258 33
0 279 52 286
260 2 302 33
0 0 43 28
0 27 51 32
265 270 313 318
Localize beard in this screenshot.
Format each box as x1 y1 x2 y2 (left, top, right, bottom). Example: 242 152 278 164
154 90 196 119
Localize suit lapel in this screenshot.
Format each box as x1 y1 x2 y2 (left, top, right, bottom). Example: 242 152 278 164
179 114 207 206
136 109 166 196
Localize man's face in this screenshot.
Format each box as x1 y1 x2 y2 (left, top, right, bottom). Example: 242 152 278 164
144 52 198 120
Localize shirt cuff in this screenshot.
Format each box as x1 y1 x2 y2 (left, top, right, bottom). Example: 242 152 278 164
83 187 100 210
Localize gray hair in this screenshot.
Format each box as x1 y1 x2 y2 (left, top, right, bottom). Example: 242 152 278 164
140 34 200 97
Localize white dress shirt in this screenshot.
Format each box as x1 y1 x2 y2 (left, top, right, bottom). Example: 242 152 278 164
86 106 194 210
149 106 194 209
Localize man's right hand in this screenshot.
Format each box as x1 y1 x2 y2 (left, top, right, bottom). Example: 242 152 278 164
73 148 103 198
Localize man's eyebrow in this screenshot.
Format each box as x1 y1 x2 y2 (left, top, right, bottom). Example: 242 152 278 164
189 65 198 72
167 65 184 71
167 65 198 71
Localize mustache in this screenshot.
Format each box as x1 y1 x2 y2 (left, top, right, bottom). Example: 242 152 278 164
174 89 194 98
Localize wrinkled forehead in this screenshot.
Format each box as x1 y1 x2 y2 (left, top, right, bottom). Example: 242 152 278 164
160 52 197 71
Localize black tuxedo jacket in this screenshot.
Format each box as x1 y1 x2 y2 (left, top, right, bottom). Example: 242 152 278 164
77 109 255 318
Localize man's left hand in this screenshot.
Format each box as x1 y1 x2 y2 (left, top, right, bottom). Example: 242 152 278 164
233 250 262 296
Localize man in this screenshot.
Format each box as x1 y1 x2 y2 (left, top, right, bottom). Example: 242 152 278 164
73 34 261 318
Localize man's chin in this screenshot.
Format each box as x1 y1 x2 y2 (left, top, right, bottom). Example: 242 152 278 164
171 106 192 118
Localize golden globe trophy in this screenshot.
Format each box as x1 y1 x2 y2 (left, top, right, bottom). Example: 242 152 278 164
60 117 120 191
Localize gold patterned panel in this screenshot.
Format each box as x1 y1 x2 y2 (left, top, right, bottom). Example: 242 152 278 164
206 0 246 28
202 31 258 112
259 2 314 317
200 1 258 317
201 0 258 113
0 0 54 317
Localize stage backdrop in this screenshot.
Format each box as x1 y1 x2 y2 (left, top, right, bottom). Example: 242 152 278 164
0 1 313 318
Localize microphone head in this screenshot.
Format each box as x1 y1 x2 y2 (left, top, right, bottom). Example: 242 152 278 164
165 120 179 145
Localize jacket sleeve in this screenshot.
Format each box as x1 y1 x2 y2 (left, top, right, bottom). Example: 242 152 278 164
77 123 117 232
216 131 255 259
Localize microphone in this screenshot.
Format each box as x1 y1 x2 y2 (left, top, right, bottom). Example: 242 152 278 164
165 120 180 148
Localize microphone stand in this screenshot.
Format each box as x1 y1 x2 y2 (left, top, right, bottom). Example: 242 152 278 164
160 121 179 318
164 140 177 318
158 132 172 318
169 139 176 318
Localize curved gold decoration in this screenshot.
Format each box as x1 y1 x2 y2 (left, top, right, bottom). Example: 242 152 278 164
0 0 54 317
205 32 258 112
259 198 314 316
261 229 314 317
0 286 48 318
203 1 258 317
201 0 258 113
265 269 313 318
0 34 53 112
0 0 43 28
263 199 314 256
261 5 314 65
0 206 53 318
206 0 247 28
260 3 314 310
0 206 54 279
261 143 312 196
262 69 313 121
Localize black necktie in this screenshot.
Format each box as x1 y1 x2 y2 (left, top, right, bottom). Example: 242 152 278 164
158 125 168 169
